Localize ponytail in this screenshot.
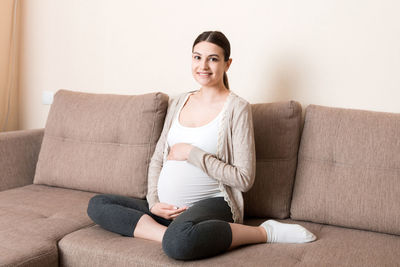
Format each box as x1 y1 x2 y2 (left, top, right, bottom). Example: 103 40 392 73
223 72 229 90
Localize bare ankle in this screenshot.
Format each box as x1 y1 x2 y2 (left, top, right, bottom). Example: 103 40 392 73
134 214 167 242
258 226 268 242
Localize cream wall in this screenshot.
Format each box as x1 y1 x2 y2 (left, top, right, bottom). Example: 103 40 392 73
19 0 400 129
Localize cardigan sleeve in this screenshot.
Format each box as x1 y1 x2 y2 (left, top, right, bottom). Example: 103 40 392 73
187 101 256 192
146 97 175 209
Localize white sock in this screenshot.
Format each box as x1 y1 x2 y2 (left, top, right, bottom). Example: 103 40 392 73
260 220 317 244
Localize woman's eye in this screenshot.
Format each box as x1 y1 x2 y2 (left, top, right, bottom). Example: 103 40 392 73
209 57 219 62
193 55 201 60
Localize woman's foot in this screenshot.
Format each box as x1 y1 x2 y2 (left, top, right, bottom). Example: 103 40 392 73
260 220 317 244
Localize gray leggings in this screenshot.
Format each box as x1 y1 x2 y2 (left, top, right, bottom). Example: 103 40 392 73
87 194 233 260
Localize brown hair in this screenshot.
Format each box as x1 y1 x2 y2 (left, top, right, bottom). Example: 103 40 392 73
192 31 231 89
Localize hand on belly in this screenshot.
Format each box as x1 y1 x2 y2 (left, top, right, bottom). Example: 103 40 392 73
150 202 188 220
167 143 193 161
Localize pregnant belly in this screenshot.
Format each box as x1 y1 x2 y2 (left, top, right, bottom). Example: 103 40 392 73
157 160 222 208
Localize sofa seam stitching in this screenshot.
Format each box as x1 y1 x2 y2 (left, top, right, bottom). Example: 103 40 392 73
298 155 400 171
43 134 151 147
12 249 57 267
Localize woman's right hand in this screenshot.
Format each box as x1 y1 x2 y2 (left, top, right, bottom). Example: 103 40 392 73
150 202 188 220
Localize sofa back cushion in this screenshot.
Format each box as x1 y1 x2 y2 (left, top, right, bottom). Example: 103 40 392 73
34 90 168 198
291 105 400 235
244 101 302 219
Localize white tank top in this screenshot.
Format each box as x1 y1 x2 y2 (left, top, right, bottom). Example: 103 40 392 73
157 93 225 208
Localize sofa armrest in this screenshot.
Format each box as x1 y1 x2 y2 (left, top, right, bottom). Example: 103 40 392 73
0 129 44 191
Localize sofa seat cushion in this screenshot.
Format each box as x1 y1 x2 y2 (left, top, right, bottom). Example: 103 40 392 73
59 225 297 266
0 234 57 267
0 184 96 266
59 219 400 266
245 219 400 266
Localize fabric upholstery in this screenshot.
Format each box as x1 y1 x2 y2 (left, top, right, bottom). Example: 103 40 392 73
245 218 400 267
59 219 400 267
0 129 44 192
244 101 302 219
0 236 57 267
33 90 169 198
291 105 400 235
0 184 96 267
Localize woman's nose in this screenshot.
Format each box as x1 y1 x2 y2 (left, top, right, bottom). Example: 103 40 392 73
200 59 209 69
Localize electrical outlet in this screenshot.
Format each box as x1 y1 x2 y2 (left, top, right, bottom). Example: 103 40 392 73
42 91 54 105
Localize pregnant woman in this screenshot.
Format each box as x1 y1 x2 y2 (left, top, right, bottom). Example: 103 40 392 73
87 31 316 260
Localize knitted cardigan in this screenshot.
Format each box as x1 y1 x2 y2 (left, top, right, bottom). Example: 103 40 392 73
146 90 256 223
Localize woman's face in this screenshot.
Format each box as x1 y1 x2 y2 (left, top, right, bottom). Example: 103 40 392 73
192 41 231 89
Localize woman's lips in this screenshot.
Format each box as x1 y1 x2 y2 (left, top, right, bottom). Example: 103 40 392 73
198 72 212 76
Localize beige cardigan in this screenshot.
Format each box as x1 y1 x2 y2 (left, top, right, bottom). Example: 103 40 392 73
147 90 256 223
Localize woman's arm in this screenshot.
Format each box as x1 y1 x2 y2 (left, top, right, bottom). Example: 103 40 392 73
187 101 256 192
146 98 176 210
146 127 165 209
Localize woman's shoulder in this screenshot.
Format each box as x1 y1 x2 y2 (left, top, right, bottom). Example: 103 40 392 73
168 90 196 106
228 90 251 111
226 92 253 131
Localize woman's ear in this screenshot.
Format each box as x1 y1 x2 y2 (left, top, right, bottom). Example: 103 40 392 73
225 58 232 72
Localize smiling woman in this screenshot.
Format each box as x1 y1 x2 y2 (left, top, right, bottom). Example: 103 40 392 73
87 30 316 261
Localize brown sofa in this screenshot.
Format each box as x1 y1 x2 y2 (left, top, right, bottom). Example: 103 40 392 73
1 89 399 267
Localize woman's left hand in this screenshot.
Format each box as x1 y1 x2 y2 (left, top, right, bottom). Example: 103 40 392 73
167 143 193 161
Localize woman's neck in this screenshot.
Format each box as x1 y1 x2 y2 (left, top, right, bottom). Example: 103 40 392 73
196 86 229 103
